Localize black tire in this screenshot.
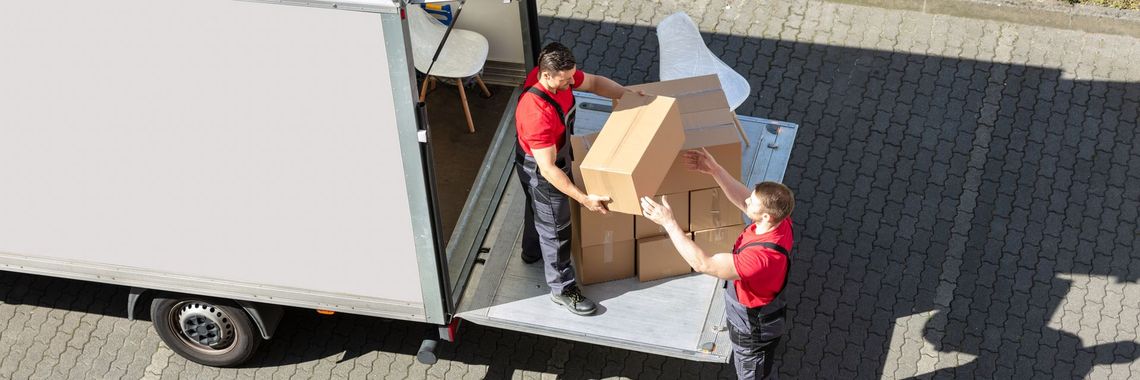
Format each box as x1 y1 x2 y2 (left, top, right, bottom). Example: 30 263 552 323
150 294 261 367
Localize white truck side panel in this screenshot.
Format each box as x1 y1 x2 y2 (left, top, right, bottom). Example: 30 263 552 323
0 0 425 306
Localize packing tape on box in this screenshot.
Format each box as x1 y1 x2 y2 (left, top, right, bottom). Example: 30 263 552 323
603 231 614 263
596 103 648 168
711 188 723 227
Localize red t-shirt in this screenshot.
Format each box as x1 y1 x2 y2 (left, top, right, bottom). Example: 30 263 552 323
732 217 794 308
515 67 585 155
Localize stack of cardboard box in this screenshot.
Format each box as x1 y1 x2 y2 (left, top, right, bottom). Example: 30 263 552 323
571 74 747 285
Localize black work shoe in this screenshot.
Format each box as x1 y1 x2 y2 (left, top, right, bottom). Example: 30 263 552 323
521 252 541 264
551 286 597 316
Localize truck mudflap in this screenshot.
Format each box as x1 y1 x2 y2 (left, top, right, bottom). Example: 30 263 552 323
454 92 797 363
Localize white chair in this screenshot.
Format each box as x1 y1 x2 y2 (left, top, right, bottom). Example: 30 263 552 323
657 12 750 111
407 4 491 133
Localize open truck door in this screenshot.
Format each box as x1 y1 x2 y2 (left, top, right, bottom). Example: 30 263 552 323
448 91 798 362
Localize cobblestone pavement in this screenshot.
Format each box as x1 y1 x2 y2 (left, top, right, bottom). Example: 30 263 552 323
2 1 1138 379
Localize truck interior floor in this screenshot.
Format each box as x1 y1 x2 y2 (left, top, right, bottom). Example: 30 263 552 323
422 81 514 246
456 92 799 363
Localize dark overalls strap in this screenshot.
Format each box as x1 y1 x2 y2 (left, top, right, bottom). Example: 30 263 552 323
726 241 792 324
521 86 567 125
516 86 576 165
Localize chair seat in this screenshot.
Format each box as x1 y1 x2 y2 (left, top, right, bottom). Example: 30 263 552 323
408 6 489 78
657 12 751 111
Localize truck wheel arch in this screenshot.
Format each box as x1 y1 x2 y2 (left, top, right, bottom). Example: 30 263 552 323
128 287 283 340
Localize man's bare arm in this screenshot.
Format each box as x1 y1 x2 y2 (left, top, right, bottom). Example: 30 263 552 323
643 196 740 280
683 148 751 213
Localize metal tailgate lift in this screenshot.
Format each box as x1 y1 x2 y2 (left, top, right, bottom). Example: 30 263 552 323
453 92 798 363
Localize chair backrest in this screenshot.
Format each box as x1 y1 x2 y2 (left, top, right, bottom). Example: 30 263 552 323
657 12 751 111
406 5 447 73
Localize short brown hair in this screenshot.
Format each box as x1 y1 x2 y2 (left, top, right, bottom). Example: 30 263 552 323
538 42 576 75
753 182 795 224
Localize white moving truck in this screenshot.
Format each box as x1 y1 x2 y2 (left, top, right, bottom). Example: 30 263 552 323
0 0 798 367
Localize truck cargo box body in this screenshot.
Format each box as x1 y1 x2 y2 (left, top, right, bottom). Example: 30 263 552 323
0 0 448 323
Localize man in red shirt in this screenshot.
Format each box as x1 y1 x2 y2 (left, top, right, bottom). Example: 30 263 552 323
514 42 642 316
641 148 795 379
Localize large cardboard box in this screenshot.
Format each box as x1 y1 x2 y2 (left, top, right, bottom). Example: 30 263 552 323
637 234 694 282
571 203 636 285
579 94 685 215
577 204 635 247
690 187 745 231
693 224 745 255
635 192 690 239
620 76 744 195
574 239 636 285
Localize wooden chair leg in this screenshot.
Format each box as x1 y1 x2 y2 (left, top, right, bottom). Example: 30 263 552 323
474 75 492 98
419 75 431 102
456 79 475 134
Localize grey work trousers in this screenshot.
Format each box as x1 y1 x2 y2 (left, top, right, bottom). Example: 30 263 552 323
515 152 576 294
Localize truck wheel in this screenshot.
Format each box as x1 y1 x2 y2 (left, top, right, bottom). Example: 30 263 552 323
150 295 261 367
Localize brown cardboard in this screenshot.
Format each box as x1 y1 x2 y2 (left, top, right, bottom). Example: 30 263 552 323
570 201 636 285
573 239 636 285
622 75 748 145
655 124 743 195
635 192 690 239
637 234 694 282
693 224 745 255
577 204 635 247
570 132 598 160
579 94 685 215
621 75 729 115
618 76 745 195
569 133 598 184
690 187 745 231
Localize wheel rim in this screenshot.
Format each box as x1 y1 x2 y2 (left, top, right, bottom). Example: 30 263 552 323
168 300 238 355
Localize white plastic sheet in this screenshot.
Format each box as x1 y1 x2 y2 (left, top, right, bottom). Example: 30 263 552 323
657 12 751 111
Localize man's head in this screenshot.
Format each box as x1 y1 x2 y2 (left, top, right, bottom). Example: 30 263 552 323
744 181 795 226
537 42 577 92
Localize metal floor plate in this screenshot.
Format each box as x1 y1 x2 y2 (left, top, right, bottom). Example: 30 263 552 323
455 92 797 363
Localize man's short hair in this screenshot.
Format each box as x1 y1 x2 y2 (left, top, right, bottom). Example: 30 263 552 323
538 42 576 75
752 181 795 224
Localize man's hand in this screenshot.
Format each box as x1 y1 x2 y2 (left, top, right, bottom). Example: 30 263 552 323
583 194 612 214
640 196 679 229
683 147 721 175
625 87 647 97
